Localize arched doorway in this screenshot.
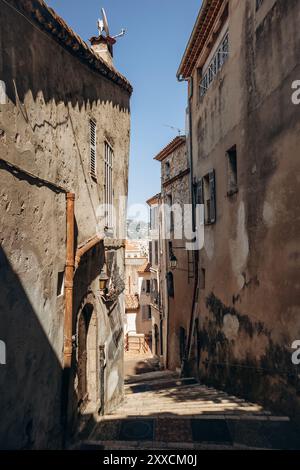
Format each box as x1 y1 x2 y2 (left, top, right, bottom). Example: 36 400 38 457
77 304 98 411
154 324 159 357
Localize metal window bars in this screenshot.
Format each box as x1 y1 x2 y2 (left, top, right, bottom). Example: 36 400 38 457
104 141 113 229
200 31 229 98
90 120 97 178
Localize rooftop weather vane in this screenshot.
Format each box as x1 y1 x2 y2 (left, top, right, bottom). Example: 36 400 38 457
97 8 126 40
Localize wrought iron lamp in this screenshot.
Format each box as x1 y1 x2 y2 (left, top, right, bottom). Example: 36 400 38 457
99 266 109 295
169 252 177 270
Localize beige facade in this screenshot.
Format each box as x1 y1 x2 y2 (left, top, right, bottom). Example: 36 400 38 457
0 0 131 448
147 194 164 362
177 0 300 419
124 242 152 352
154 136 194 371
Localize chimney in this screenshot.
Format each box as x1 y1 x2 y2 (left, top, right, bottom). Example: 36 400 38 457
89 35 116 67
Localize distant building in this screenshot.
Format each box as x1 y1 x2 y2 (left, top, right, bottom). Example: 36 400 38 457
154 136 194 371
0 0 132 449
147 193 165 364
177 0 300 417
124 241 152 353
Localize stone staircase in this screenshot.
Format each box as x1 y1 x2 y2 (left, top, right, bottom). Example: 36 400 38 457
75 370 299 450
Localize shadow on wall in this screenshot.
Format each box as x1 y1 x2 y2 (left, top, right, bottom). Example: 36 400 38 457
0 0 131 113
0 246 63 450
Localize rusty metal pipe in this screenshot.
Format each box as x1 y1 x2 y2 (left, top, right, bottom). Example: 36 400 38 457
64 193 75 369
74 235 102 270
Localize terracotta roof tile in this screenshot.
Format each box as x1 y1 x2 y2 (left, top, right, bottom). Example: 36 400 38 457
8 0 132 94
154 136 186 162
125 294 140 311
138 261 151 274
177 0 225 80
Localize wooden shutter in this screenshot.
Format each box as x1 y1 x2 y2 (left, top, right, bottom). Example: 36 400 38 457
149 241 153 265
209 170 216 224
195 179 204 205
90 120 97 178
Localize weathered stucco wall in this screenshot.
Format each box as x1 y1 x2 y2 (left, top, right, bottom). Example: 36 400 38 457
160 143 194 371
190 0 300 418
0 0 130 449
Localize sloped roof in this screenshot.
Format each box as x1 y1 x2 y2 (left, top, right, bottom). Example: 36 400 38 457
154 136 186 162
7 0 132 94
138 261 151 274
125 294 140 312
146 193 161 206
177 0 225 80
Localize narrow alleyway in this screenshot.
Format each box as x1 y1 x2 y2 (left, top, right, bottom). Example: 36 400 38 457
78 354 300 450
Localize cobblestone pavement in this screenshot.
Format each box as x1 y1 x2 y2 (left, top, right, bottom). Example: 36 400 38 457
80 355 300 450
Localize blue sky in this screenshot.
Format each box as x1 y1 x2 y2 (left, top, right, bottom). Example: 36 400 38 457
47 0 200 210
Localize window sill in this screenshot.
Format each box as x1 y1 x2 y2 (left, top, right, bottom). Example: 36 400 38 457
204 220 216 226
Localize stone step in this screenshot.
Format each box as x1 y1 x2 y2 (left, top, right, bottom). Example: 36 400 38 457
125 370 177 385
125 377 198 393
76 440 244 450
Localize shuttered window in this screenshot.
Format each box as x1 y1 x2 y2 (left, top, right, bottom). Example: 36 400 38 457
104 141 114 229
90 119 97 179
197 171 216 225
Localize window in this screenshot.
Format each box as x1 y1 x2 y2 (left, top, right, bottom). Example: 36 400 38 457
154 240 159 266
142 305 152 321
57 271 64 297
227 145 238 196
150 205 159 231
200 31 229 98
149 241 153 265
167 272 174 298
104 141 113 228
256 0 264 10
90 119 97 179
165 161 170 179
200 171 216 224
146 280 151 294
167 194 174 234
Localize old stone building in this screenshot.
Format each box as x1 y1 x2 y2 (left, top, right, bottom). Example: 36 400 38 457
137 260 153 344
147 193 168 365
124 241 152 353
177 0 300 418
0 0 131 449
154 136 194 371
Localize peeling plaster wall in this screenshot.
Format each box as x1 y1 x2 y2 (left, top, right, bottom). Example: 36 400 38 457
0 1 130 449
189 0 300 418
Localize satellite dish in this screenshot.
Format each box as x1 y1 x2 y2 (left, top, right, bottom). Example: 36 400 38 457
101 8 110 37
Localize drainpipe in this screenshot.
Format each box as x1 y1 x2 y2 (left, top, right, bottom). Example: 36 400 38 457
64 193 75 369
61 193 75 447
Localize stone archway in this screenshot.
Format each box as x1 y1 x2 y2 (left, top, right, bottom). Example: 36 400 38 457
77 303 98 411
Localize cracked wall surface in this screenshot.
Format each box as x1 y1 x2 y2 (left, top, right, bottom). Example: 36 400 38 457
0 0 130 449
189 0 300 419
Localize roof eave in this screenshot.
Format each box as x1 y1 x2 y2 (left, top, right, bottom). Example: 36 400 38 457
177 0 225 80
154 136 186 162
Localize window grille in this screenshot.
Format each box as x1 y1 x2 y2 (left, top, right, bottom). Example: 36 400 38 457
90 120 97 178
104 141 113 229
200 31 229 98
